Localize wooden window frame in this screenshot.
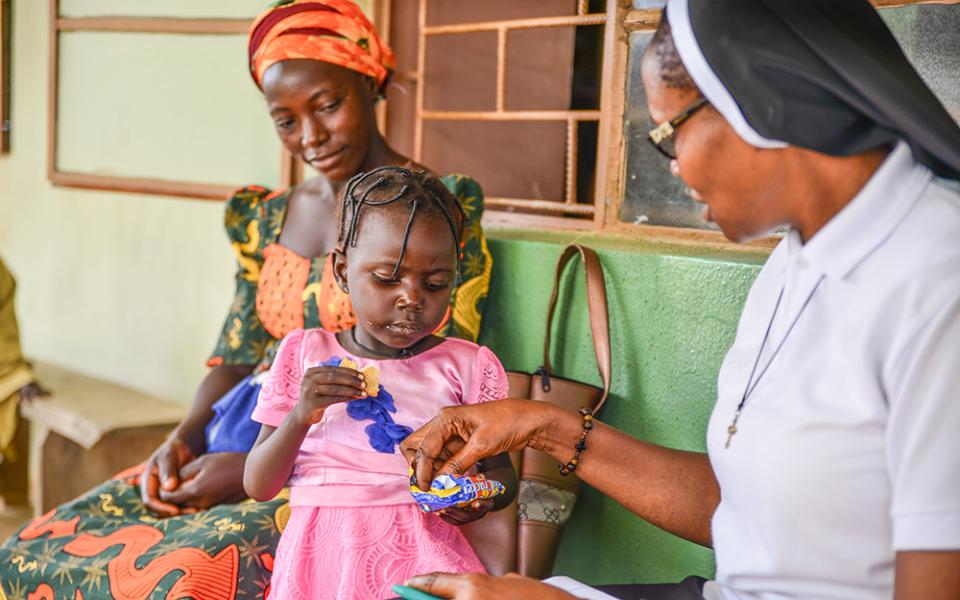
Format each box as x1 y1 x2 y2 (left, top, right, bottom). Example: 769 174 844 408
1 0 11 153
44 0 954 218
377 0 956 248
46 0 302 201
373 0 724 236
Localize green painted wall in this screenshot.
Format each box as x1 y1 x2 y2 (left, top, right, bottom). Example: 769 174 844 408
479 232 764 584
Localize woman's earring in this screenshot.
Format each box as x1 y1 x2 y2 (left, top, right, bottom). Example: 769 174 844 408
341 284 349 293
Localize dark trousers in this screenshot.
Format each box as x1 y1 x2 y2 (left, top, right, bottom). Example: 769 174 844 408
596 576 707 600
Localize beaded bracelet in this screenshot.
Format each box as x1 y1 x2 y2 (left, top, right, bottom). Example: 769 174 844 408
559 407 594 476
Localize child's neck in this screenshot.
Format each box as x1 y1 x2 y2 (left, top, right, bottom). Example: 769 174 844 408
338 327 444 360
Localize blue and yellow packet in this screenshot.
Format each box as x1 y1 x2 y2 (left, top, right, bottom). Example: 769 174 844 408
409 468 505 512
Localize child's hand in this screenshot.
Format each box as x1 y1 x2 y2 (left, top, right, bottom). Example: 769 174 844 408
295 366 368 426
436 498 495 526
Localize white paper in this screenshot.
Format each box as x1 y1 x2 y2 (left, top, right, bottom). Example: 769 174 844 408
543 576 621 600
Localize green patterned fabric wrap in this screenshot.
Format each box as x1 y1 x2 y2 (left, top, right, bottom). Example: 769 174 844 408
0 469 290 599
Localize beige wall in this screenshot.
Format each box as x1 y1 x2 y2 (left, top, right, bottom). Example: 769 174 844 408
0 2 380 402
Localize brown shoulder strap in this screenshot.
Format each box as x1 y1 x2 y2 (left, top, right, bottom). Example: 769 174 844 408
542 244 611 411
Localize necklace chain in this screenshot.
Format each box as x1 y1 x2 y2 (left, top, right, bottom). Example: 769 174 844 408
725 275 825 449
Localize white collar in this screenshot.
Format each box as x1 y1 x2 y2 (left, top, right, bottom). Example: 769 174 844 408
789 142 932 280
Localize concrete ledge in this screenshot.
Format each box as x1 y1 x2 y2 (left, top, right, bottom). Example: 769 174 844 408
23 362 185 449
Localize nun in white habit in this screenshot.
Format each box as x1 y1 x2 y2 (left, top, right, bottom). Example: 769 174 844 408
400 0 960 598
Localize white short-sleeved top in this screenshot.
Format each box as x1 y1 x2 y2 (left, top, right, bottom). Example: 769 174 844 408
708 142 960 599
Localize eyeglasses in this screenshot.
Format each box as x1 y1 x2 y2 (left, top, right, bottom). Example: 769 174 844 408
646 97 709 160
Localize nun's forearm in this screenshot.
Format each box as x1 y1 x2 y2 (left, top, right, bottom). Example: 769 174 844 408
537 405 719 547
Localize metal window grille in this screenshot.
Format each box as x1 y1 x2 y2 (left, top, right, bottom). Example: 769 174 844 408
412 1 607 222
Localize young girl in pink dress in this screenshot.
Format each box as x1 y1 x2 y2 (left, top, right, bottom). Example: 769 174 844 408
243 166 516 599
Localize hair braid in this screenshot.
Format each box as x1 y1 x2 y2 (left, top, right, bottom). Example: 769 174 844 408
337 166 466 281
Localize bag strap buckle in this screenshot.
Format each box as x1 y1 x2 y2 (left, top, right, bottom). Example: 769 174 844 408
534 366 552 393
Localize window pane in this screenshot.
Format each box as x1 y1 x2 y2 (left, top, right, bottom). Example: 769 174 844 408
424 32 497 111
619 32 713 229
422 120 566 202
57 32 281 188
881 5 960 124
506 27 575 111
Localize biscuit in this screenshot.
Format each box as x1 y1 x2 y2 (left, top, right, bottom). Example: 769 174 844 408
338 357 379 396
360 365 380 396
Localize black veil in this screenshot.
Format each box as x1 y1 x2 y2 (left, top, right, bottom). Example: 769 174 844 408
668 0 960 179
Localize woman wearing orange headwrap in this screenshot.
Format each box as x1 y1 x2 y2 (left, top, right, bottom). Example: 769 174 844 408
0 2 493 597
249 0 395 93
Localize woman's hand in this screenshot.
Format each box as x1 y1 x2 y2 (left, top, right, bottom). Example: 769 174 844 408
436 499 494 526
158 451 249 511
294 365 367 426
140 436 197 517
405 573 577 599
401 399 551 491
141 436 250 517
137 363 258 517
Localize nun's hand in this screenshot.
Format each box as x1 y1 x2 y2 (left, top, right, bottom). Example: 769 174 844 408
401 399 550 491
405 573 577 599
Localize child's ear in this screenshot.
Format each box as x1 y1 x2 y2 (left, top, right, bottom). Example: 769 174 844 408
332 248 349 294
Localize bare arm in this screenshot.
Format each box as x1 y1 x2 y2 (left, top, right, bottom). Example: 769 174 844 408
536 403 718 546
244 421 309 501
174 364 255 454
895 551 960 600
402 399 719 547
243 365 367 501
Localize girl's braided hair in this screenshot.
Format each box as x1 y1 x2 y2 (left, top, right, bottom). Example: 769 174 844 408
337 166 466 280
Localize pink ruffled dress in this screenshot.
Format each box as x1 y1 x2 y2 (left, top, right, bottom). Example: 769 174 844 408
252 328 508 600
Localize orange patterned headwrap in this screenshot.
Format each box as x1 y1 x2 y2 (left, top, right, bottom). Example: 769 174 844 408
248 0 396 93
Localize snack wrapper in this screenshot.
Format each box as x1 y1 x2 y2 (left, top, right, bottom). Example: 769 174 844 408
339 358 380 396
409 468 505 512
